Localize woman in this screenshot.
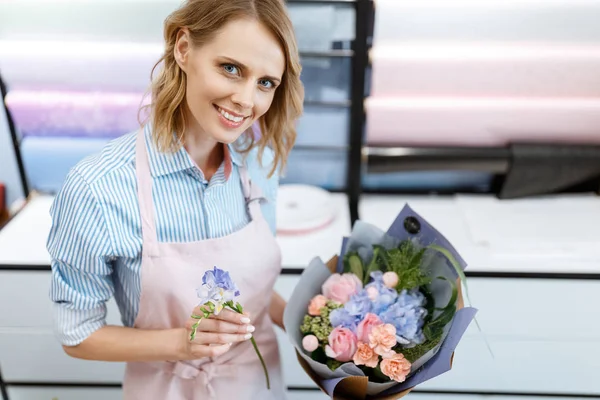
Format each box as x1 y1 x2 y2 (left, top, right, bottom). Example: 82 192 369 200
46 0 303 398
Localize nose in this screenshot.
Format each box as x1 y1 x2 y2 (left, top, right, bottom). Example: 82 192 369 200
231 82 255 111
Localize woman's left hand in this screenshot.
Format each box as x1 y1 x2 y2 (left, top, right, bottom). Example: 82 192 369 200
269 291 286 331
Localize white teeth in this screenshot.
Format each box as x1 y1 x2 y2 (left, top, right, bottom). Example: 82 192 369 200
219 108 243 123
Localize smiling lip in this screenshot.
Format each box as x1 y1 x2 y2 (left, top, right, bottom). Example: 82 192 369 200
214 104 250 119
214 104 250 128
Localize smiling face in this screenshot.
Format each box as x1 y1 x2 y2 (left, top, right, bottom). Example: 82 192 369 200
174 17 286 145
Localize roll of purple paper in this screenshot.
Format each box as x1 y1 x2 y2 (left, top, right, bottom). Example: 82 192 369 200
5 90 150 138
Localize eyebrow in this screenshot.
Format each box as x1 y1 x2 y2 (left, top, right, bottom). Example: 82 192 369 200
220 56 282 84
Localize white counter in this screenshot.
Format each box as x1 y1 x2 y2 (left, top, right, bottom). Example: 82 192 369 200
359 193 600 275
0 192 352 269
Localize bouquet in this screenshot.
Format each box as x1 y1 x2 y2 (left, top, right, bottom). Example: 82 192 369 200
283 204 478 399
190 267 270 389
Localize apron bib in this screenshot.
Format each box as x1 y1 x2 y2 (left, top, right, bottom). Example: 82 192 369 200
122 129 286 400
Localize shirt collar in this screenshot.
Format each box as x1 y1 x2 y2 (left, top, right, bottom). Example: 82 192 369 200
144 125 243 179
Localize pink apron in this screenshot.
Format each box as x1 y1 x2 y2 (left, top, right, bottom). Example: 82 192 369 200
122 129 287 399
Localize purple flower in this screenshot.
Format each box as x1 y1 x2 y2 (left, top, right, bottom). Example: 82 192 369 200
196 266 240 314
202 266 240 296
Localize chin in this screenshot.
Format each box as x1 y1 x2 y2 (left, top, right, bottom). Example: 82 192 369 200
213 126 248 145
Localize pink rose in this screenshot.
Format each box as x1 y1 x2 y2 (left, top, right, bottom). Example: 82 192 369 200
382 271 399 288
356 313 383 343
380 351 412 382
308 295 328 316
353 341 379 368
322 273 362 304
302 335 319 352
325 327 358 362
369 323 397 356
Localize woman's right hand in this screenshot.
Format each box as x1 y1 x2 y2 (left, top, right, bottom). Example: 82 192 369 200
180 305 255 360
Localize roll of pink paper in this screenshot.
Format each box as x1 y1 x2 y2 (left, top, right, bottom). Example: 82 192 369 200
365 97 600 146
370 43 600 98
372 0 600 44
5 90 150 137
0 40 162 92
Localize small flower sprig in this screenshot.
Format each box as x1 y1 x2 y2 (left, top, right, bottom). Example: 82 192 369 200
190 266 270 390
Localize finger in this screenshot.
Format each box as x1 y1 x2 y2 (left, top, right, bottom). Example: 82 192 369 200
193 331 253 345
192 343 233 359
209 308 251 324
196 318 255 335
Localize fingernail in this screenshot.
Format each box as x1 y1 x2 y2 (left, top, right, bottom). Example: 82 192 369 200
244 333 252 340
246 325 255 333
241 317 251 324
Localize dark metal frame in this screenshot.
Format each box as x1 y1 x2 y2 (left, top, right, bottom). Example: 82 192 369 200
0 74 29 200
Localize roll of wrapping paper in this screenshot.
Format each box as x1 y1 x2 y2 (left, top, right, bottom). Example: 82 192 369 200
5 90 150 138
20 136 110 193
371 0 600 43
365 97 600 146
369 43 600 98
0 40 162 92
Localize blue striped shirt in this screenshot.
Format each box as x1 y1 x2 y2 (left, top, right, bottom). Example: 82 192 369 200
47 125 279 346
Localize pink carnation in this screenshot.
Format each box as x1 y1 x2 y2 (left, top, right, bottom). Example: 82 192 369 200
353 341 379 368
369 324 397 356
380 351 412 383
321 273 362 304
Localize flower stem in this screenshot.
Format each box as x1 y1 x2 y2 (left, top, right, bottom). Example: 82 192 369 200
226 301 271 390
250 336 271 390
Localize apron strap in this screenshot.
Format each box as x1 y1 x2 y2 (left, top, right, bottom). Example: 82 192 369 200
135 128 160 257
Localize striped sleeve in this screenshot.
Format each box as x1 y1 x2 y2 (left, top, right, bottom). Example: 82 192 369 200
249 146 279 236
47 168 115 346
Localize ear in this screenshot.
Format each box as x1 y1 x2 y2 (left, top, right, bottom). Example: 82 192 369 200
174 28 191 72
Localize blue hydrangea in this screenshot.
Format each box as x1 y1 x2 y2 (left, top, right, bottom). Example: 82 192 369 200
329 307 357 332
365 271 398 315
378 289 427 346
344 291 372 321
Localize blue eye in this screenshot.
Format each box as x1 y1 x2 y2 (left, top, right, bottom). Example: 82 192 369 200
259 79 274 89
223 64 238 75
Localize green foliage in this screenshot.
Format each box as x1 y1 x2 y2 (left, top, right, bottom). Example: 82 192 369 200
301 302 342 343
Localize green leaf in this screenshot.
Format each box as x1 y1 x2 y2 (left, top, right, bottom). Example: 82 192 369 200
434 276 458 312
426 244 494 358
426 245 470 306
364 246 386 283
347 253 364 283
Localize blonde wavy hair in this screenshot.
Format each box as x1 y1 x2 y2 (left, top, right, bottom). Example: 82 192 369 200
141 0 304 177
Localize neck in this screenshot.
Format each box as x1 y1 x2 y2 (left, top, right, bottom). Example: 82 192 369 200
183 129 223 181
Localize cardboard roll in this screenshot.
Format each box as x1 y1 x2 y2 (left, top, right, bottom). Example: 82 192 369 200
276 184 337 235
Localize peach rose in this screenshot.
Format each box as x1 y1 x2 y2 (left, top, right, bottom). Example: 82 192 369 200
380 351 412 383
321 273 362 304
325 327 358 362
356 313 383 343
369 323 397 355
308 295 328 316
352 342 379 368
